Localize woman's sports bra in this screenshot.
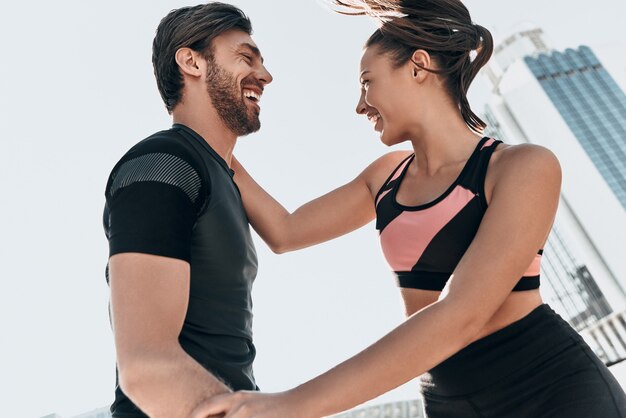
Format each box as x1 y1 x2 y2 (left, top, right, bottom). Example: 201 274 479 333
375 137 542 291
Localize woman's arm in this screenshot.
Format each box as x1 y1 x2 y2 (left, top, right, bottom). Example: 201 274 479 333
196 144 561 418
231 151 410 253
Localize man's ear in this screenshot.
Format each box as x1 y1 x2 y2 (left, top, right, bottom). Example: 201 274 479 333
175 47 204 78
410 49 431 82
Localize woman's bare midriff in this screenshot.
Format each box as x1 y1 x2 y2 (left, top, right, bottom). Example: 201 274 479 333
400 288 543 343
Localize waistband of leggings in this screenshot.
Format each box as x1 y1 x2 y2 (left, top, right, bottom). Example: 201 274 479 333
420 303 582 397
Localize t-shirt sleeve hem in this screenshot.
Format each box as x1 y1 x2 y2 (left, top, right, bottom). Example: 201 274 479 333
109 237 191 263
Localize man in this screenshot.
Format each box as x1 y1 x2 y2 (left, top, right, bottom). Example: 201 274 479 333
102 3 272 417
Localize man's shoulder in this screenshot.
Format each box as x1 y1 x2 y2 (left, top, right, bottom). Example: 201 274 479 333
123 127 195 159
105 127 210 200
109 127 208 178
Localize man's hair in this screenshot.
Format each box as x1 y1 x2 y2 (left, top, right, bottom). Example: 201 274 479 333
152 2 252 113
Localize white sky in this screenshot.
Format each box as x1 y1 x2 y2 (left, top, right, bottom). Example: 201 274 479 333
1 1 625 417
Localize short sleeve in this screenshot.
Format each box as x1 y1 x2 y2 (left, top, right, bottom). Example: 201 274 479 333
104 141 208 262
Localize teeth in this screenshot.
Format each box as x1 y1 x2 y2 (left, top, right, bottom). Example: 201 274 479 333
243 89 261 102
368 113 381 123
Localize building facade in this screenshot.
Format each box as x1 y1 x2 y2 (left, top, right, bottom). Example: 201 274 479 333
333 399 424 418
40 407 111 418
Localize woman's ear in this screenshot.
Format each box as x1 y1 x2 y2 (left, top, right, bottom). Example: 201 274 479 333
175 47 204 78
410 49 431 81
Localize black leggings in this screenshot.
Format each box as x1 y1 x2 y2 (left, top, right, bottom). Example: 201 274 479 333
419 304 626 418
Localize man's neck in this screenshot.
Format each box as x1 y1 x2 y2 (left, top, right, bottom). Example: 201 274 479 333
173 109 237 167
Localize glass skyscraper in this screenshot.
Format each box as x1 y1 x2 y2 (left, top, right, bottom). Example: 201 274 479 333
525 46 626 210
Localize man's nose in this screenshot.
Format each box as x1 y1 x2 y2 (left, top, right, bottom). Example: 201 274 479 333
259 65 273 86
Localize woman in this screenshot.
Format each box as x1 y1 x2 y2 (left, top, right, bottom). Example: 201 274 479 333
194 1 626 417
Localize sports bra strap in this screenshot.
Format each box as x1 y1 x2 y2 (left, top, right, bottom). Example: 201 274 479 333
463 138 503 208
374 153 415 204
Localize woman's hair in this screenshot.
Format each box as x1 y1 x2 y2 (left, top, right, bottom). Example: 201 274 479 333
334 0 493 133
152 2 252 113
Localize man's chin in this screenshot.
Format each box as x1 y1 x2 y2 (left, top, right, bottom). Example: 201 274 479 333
236 119 261 137
246 115 261 133
245 124 261 136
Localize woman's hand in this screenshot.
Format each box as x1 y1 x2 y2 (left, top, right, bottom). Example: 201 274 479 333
189 390 317 418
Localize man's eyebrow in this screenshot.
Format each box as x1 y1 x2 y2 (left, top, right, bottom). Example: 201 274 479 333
360 70 370 79
238 43 264 64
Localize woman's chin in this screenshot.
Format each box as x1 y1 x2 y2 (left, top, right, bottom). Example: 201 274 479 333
379 129 400 147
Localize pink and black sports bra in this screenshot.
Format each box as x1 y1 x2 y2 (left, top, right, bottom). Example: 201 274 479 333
375 137 542 291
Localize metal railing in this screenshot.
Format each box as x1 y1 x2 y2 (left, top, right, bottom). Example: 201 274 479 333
333 400 424 418
581 308 626 367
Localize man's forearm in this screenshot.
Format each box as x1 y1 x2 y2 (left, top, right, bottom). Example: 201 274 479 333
119 345 230 418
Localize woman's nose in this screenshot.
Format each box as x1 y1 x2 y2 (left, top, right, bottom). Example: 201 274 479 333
356 91 367 115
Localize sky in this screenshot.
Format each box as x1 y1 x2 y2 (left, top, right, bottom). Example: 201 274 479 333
1 1 625 417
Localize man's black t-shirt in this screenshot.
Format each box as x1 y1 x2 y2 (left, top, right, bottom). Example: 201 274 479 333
103 124 258 417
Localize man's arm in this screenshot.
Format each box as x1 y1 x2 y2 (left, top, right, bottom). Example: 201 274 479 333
109 253 229 418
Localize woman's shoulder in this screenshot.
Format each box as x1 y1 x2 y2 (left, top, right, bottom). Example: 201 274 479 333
489 142 561 191
369 150 414 172
360 150 414 194
492 142 560 172
359 150 413 197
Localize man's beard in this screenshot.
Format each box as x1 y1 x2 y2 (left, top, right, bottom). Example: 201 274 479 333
205 60 260 136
